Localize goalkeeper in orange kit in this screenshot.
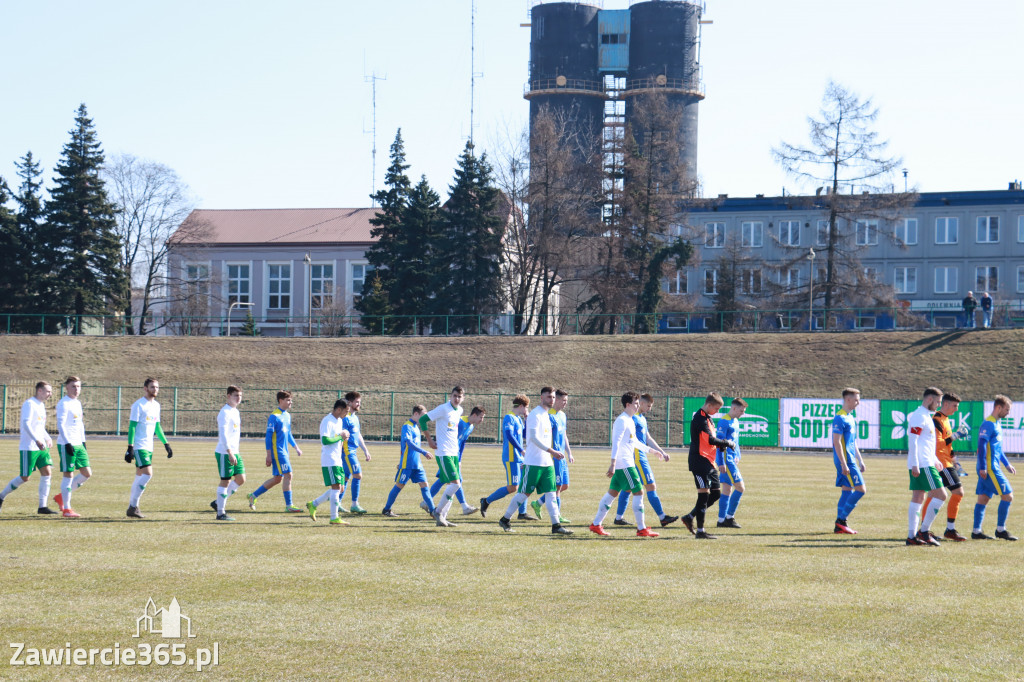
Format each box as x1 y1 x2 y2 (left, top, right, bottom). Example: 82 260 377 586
932 392 971 541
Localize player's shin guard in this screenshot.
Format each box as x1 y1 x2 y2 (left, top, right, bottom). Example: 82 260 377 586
454 486 466 505
908 501 922 537
72 472 88 490
616 490 629 519
632 495 646 531
504 492 528 519
419 487 436 514
544 493 560 522
1 476 21 499
38 475 50 507
717 490 729 521
439 483 459 519
226 480 240 497
216 486 228 514
841 490 864 519
593 492 615 526
973 503 986 532
283 490 293 506
921 496 944 532
727 490 743 517
646 490 665 519
350 478 360 504
61 476 73 510
129 474 151 507
947 494 962 526
329 489 340 520
837 489 852 519
384 485 401 511
997 499 1011 530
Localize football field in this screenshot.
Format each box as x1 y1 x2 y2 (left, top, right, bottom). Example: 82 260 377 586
1 438 1020 680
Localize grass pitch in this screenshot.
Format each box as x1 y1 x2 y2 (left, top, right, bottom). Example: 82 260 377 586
1 439 1021 681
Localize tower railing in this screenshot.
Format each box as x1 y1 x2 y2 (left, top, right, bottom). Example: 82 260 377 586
622 76 704 98
524 78 607 98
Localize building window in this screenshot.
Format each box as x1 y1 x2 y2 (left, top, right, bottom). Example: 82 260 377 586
815 266 827 284
816 220 830 247
934 266 958 294
227 264 250 305
976 266 998 292
310 264 334 310
864 267 878 281
266 264 291 310
976 216 999 243
1018 265 1024 294
741 221 763 248
185 264 210 297
855 220 879 246
779 220 800 246
782 268 801 289
351 262 375 303
895 218 918 246
704 222 725 248
704 269 718 295
741 269 762 294
1018 216 1024 243
665 269 687 295
894 266 917 294
936 217 958 244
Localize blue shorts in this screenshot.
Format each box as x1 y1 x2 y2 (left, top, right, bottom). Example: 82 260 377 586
554 458 570 486
634 456 655 487
976 471 1012 497
503 460 522 487
271 451 291 476
343 453 361 477
395 467 427 485
721 459 742 485
834 460 864 488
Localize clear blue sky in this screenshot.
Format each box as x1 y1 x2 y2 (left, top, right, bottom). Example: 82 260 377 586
1 0 1021 209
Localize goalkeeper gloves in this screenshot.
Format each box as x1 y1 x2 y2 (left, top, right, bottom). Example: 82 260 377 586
124 445 134 464
724 440 737 451
164 443 173 458
953 423 970 440
955 461 969 478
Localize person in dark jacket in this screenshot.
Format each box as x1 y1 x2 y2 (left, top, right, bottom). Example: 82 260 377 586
681 393 735 539
962 291 978 328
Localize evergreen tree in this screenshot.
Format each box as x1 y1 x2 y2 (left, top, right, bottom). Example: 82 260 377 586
10 152 47 329
396 176 443 333
0 177 23 321
358 130 412 330
356 272 393 335
433 142 504 334
238 311 261 337
43 104 128 333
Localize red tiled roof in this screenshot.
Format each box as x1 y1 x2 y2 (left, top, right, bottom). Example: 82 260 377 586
171 208 379 245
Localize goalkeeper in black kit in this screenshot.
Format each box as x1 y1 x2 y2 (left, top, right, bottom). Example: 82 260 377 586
681 393 735 539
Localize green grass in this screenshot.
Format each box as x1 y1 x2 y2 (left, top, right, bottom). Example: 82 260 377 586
1 439 1021 680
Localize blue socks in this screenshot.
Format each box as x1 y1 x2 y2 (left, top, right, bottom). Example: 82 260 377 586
726 490 743 517
350 478 361 504
974 503 986 531
455 486 466 505
252 484 268 499
616 490 629 517
836 490 852 518
429 479 443 497
384 485 401 511
841 490 864 519
997 499 1011 528
486 487 510 504
283 490 293 506
646 490 665 518
419 487 436 513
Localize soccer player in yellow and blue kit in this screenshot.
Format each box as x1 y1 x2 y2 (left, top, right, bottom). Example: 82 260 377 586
382 405 436 517
479 396 531 519
973 395 1017 541
716 398 747 528
832 388 866 534
340 391 373 514
425 407 484 516
248 390 303 512
612 393 676 528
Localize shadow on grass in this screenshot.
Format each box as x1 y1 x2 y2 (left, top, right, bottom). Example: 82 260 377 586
904 330 970 355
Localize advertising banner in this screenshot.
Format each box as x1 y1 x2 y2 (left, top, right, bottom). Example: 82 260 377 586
982 401 1024 454
878 399 983 454
682 397 779 448
780 398 879 450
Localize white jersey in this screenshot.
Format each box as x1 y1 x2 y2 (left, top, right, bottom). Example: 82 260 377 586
130 397 161 450
56 396 85 447
906 404 939 469
427 401 463 458
320 413 346 466
19 397 50 451
216 404 241 455
612 411 649 469
525 405 555 467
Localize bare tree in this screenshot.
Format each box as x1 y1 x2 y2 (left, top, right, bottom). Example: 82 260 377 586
103 154 197 334
773 81 916 322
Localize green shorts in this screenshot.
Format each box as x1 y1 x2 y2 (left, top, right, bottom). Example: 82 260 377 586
518 464 557 495
59 444 89 473
134 449 153 468
610 466 643 494
909 466 943 492
216 451 245 479
19 450 52 478
437 455 461 484
322 465 346 487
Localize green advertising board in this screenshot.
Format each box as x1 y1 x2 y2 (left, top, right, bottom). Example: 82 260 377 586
682 397 779 448
878 400 984 453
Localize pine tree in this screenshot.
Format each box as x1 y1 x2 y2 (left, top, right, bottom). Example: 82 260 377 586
358 130 412 330
238 311 261 337
356 272 392 335
0 177 22 322
395 176 443 333
43 104 128 333
433 142 504 334
10 152 47 329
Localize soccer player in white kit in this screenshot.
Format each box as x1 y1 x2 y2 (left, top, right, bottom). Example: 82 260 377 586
0 381 56 515
55 376 91 518
906 387 949 546
125 378 173 519
306 399 351 525
212 386 246 521
496 387 571 535
419 386 467 528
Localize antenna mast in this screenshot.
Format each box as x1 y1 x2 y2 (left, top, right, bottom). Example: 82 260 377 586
364 69 387 205
469 0 483 148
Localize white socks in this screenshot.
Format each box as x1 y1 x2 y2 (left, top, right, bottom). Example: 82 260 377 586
62 476 73 509
216 486 228 514
908 501 921 537
313 490 332 506
921 497 944 532
226 480 240 496
129 474 152 507
38 475 51 507
504 492 529 519
438 483 460 519
329 489 341 519
594 492 616 526
632 494 646 530
1 476 21 499
545 494 560 522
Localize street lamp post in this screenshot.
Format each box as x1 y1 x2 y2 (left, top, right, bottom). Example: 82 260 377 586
304 253 313 337
226 301 253 337
807 248 816 331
